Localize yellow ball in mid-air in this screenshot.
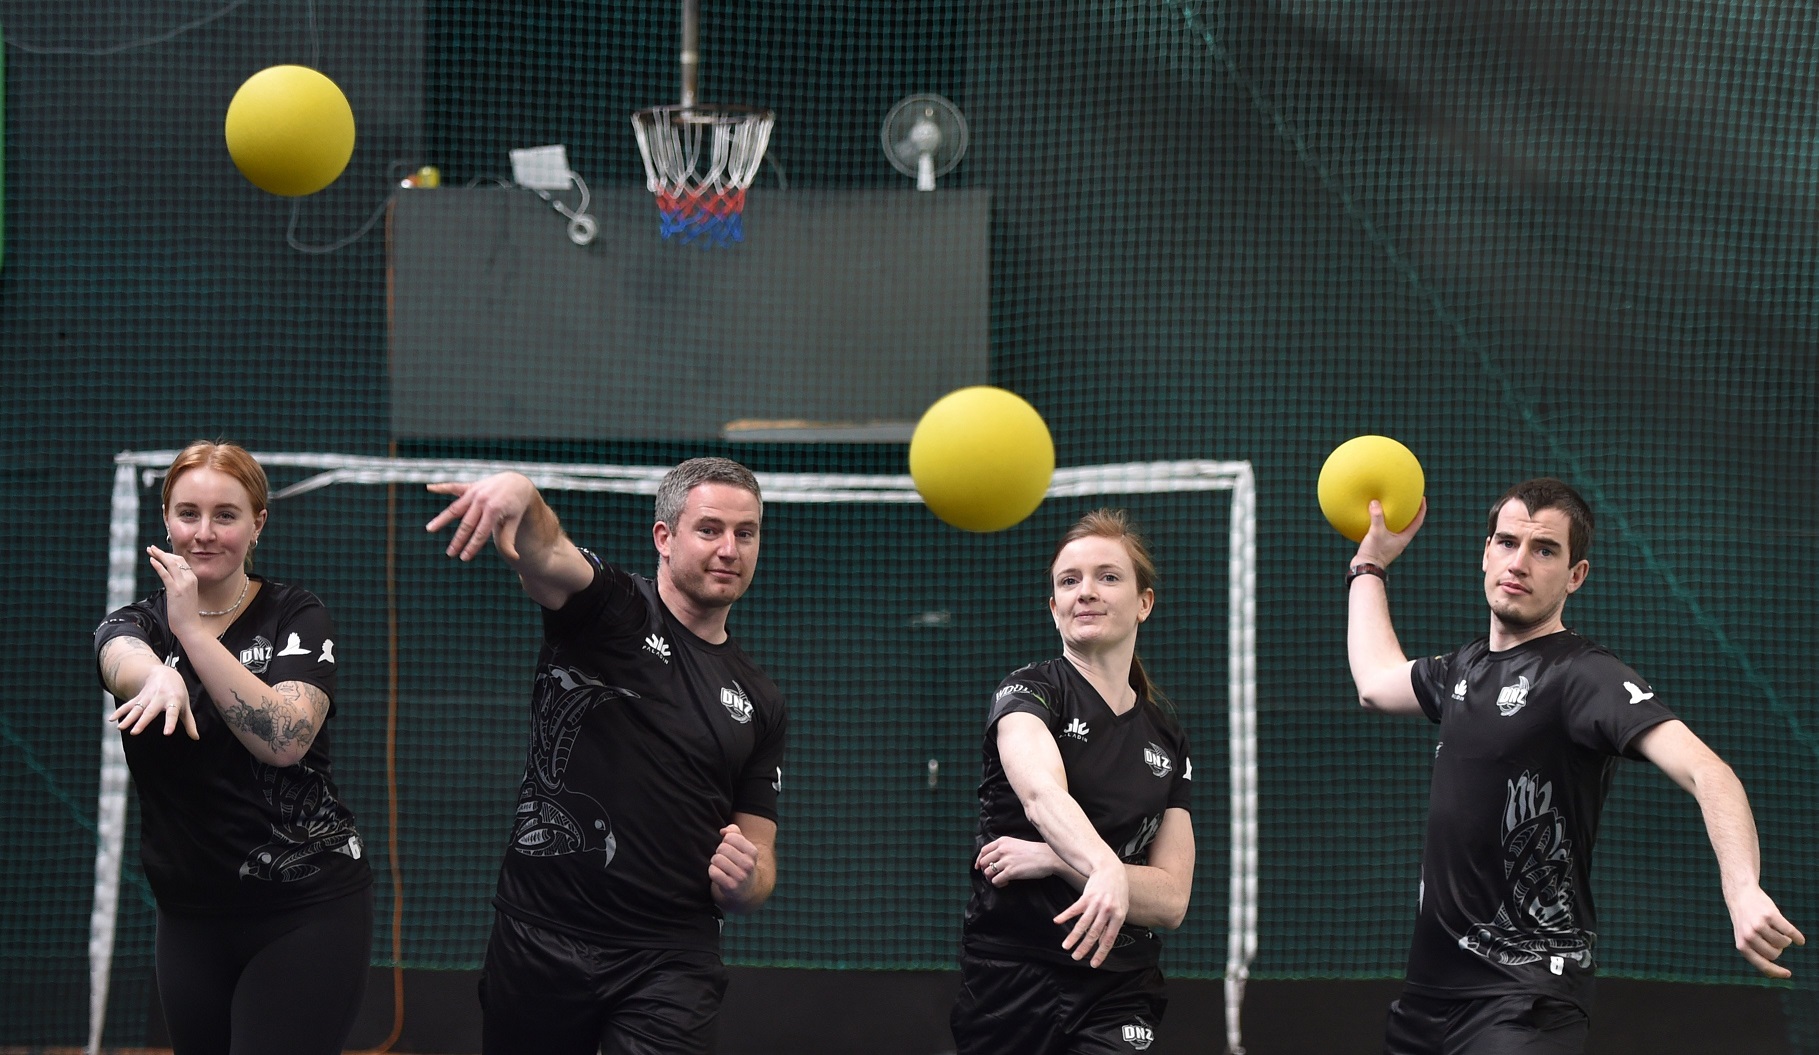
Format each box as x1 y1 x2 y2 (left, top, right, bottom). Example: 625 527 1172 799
910 386 1055 533
1318 435 1425 542
224 65 356 197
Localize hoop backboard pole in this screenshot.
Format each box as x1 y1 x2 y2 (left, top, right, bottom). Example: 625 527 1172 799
680 0 698 109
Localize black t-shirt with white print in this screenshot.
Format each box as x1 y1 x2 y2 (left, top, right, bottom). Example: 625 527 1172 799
961 657 1193 971
492 551 787 951
93 577 369 915
1406 630 1675 1009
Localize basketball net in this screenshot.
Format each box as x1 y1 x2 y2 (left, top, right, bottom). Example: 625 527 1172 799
632 105 774 248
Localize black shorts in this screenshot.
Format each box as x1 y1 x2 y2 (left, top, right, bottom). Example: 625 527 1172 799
1384 991 1590 1055
950 951 1167 1055
479 911 728 1055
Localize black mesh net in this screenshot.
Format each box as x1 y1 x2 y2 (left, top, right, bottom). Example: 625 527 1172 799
1 1 1814 1047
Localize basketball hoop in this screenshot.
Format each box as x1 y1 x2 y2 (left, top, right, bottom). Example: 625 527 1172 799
630 0 774 247
631 104 774 248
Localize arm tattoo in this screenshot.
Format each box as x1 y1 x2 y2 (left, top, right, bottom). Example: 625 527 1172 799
221 682 324 757
100 638 157 696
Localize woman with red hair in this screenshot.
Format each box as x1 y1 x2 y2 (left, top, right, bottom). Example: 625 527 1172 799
951 508 1197 1055
95 440 371 1055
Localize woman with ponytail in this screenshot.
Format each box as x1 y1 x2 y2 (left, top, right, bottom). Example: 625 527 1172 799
951 508 1196 1055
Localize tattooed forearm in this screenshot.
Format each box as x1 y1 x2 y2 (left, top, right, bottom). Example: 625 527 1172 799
100 638 158 696
222 686 319 756
102 651 128 693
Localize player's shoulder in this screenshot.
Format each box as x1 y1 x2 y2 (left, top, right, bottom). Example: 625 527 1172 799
579 549 649 599
1549 630 1647 684
1423 636 1486 670
997 657 1066 693
729 650 786 707
96 595 165 639
256 577 324 608
992 659 1065 712
1541 629 1627 666
1142 695 1191 745
554 549 654 627
253 578 336 624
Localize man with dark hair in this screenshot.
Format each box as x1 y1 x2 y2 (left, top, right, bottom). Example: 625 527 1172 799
1346 476 1802 1054
428 458 786 1055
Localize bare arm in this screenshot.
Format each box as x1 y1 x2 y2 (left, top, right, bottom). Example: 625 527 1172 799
137 547 331 767
979 807 1195 930
99 635 199 741
426 472 595 610
101 621 327 766
1347 499 1427 716
100 634 170 701
179 630 328 767
1635 720 1805 978
711 812 778 913
997 712 1130 966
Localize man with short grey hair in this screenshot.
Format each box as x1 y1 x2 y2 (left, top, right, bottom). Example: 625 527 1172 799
428 457 787 1055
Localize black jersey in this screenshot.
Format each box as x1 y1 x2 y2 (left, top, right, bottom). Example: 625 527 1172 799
492 552 787 952
93 578 369 915
1406 630 1675 1008
961 658 1193 971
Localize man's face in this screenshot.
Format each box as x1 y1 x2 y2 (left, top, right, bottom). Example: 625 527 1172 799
1482 499 1587 634
655 482 762 611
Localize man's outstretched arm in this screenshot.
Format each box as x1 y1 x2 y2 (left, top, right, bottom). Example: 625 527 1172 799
1635 719 1805 978
427 472 594 609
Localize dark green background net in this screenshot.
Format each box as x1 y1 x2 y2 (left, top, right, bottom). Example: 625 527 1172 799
1 1 1814 1047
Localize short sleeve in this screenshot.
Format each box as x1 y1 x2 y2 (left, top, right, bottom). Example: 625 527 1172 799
543 550 645 644
986 666 1057 733
1561 651 1676 758
1409 652 1456 724
94 604 163 690
733 701 788 821
96 605 158 653
1168 731 1193 813
267 597 338 699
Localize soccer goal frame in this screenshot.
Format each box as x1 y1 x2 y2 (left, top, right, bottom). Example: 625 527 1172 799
93 451 1257 1055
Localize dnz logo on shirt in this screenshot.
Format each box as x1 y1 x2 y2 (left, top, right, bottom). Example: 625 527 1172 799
238 636 273 674
1496 675 1531 717
720 682 753 724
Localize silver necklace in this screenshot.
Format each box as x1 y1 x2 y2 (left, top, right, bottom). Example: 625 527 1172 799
198 575 251 618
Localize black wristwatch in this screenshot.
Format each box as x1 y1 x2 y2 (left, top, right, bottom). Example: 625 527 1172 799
1345 562 1387 588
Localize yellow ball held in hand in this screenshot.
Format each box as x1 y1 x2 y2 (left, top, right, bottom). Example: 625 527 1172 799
224 66 356 197
1318 435 1425 542
910 386 1055 533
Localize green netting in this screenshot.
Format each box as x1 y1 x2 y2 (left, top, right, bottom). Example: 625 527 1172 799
2 0 1815 1049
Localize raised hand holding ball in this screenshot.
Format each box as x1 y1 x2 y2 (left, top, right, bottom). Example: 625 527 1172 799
1318 435 1425 542
910 386 1055 533
224 65 356 197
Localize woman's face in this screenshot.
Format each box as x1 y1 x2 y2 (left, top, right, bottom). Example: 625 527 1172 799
164 467 265 582
1048 535 1153 653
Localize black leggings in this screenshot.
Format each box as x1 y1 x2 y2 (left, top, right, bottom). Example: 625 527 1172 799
155 886 373 1055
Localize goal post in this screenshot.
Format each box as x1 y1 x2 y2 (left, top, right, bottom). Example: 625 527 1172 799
92 451 1257 1054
